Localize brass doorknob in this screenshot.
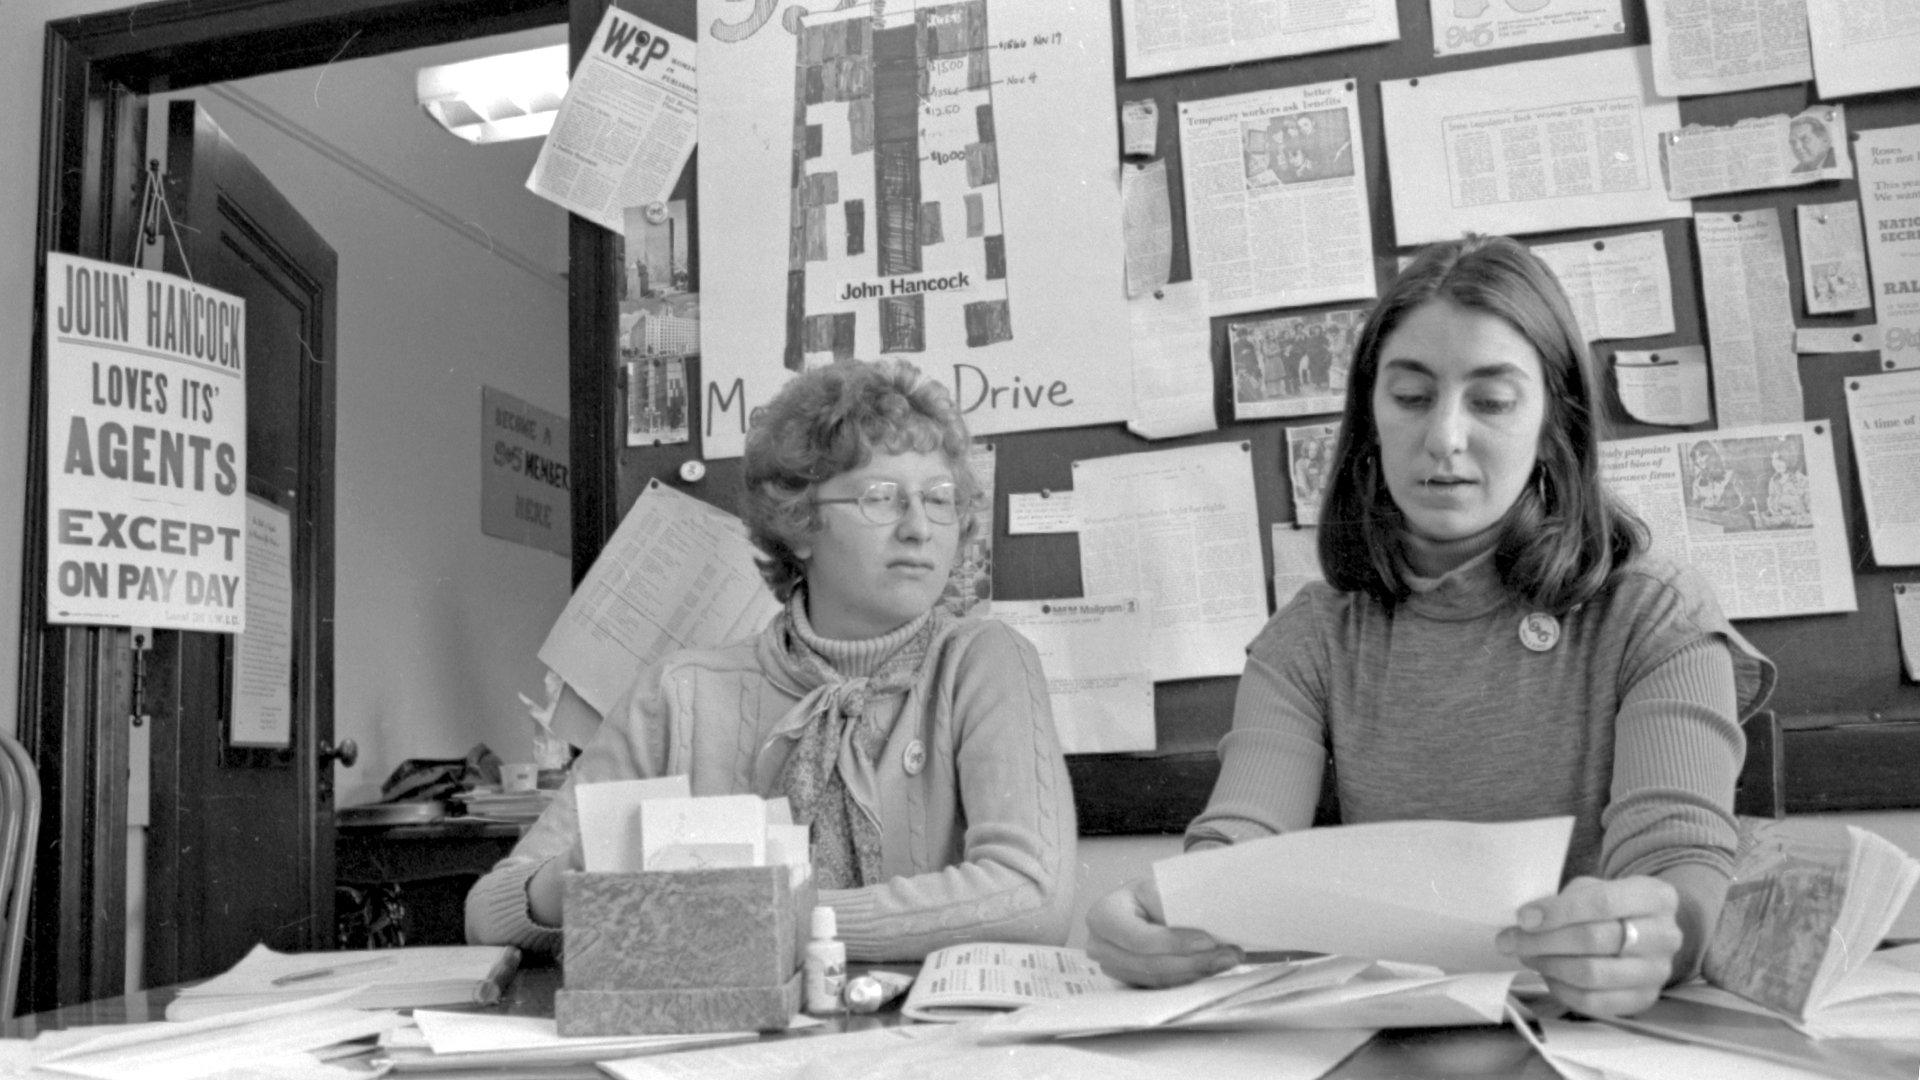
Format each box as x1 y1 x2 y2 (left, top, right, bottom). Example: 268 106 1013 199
319 737 359 767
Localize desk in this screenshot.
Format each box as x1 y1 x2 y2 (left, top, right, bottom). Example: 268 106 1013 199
2 960 1559 1078
336 820 527 947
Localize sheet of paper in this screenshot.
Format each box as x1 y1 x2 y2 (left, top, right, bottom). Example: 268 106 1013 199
1286 421 1341 526
697 0 1131 458
1177 81 1376 316
1663 106 1853 200
1007 490 1078 535
1121 99 1159 157
39 996 397 1080
1859 124 1920 371
1430 0 1623 57
1613 346 1711 427
576 776 690 873
1808 0 1920 99
1380 47 1688 246
1846 370 1920 566
1122 161 1174 299
1531 231 1675 341
1696 209 1803 427
1155 818 1574 972
1798 201 1873 314
1230 310 1362 421
1798 326 1882 353
995 597 1154 754
410 1011 738 1056
1534 1017 1837 1080
603 1026 953 1080
1646 0 1811 97
1601 422 1857 618
1119 0 1399 78
1127 281 1217 440
640 794 767 871
1271 524 1320 613
527 8 696 233
1052 1026 1374 1080
537 480 778 717
230 497 292 748
1073 443 1269 682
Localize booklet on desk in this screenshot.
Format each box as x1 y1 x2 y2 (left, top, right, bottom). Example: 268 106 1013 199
165 944 522 1020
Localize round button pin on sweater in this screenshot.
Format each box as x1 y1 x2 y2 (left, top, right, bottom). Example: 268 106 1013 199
1519 612 1560 652
903 740 926 775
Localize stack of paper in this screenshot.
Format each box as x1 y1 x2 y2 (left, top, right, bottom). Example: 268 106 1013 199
575 776 809 879
165 944 521 1020
35 993 403 1080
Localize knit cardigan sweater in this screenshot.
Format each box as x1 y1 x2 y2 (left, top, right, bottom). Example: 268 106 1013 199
464 613 1077 961
1190 549 1776 898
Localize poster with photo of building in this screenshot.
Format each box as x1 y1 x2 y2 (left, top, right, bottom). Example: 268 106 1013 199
622 200 696 446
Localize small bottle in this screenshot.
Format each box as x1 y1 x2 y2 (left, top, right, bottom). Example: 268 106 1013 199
804 905 846 1016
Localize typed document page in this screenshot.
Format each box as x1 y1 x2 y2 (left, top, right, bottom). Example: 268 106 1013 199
1846 370 1920 566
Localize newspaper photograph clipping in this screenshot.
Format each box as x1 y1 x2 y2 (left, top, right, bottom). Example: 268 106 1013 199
1120 0 1399 78
1380 47 1687 245
1662 106 1852 200
1229 309 1361 421
1602 423 1854 619
1845 369 1920 566
1178 80 1376 316
1859 124 1920 372
1430 0 1623 58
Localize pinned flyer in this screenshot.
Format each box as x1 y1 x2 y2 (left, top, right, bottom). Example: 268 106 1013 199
1798 201 1872 315
527 7 696 233
1613 346 1710 427
1661 107 1852 200
996 597 1154 754
1898 585 1920 682
1126 281 1216 440
1530 231 1675 341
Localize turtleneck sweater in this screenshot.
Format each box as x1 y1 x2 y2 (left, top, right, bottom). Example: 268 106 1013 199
1189 548 1775 903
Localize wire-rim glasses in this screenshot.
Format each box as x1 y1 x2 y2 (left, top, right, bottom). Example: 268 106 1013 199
813 480 966 526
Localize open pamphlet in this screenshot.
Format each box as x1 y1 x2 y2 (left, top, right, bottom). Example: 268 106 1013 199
164 944 522 1020
901 943 1123 1022
1702 819 1920 1023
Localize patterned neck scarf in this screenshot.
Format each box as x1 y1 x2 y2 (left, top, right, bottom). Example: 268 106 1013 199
775 592 951 889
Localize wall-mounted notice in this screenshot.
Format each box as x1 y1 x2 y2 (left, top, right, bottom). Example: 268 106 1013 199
44 253 247 632
1613 346 1710 427
1846 370 1920 566
526 7 697 233
1121 0 1399 78
1695 209 1801 427
1797 201 1871 315
1177 80 1376 316
698 0 1131 459
1430 0 1622 58
1858 124 1920 372
1529 231 1675 341
481 386 570 558
230 497 291 749
1601 422 1855 619
996 597 1155 754
1381 47 1687 246
1662 107 1853 201
1230 310 1362 422
1807 0 1920 100
1645 0 1810 97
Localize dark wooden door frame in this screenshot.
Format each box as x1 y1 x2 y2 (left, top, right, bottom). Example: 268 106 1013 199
25 0 591 1012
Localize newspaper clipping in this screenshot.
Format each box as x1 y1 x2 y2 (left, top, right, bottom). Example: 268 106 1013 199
1859 124 1920 372
1121 0 1400 78
1797 201 1872 315
1287 421 1342 526
1229 309 1361 421
1662 107 1852 200
1807 0 1920 99
1646 0 1811 97
1430 0 1623 58
1530 231 1675 341
1844 369 1920 566
1178 81 1376 316
1601 422 1855 619
1696 209 1802 427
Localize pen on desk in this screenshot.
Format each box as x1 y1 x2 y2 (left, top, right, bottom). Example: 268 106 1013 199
270 955 399 986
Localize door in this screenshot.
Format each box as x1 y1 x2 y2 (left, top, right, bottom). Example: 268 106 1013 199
141 100 341 987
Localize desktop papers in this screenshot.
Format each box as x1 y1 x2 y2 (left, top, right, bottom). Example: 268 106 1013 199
527 8 696 233
1696 209 1803 427
1157 818 1574 973
1601 422 1856 619
1613 346 1712 427
1429 0 1623 58
1119 0 1398 78
1645 0 1810 97
996 597 1154 754
1846 370 1920 566
1859 124 1920 372
537 481 778 718
1072 443 1269 682
1177 81 1376 317
1808 0 1920 99
1530 231 1676 341
1380 48 1688 246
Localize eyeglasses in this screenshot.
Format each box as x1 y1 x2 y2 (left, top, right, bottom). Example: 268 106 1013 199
813 480 967 526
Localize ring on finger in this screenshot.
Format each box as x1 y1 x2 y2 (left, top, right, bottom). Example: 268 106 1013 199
1617 918 1640 957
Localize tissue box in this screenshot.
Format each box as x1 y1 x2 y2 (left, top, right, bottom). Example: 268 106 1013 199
555 866 814 1035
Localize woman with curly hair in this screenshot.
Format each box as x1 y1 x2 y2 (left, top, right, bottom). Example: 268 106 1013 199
467 359 1076 960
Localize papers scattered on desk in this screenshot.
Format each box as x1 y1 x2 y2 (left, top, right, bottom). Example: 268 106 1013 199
36 992 402 1080
1155 817 1572 972
372 1010 758 1073
164 944 521 1021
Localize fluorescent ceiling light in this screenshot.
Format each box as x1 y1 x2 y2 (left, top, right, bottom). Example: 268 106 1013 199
417 43 568 144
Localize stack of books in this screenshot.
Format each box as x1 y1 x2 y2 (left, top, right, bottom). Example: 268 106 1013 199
455 786 554 824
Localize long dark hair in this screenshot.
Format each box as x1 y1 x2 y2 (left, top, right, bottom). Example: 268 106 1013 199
1317 235 1646 611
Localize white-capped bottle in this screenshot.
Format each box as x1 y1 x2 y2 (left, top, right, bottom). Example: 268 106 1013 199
804 905 846 1015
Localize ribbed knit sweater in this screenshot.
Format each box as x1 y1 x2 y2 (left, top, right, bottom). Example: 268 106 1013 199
1190 549 1776 899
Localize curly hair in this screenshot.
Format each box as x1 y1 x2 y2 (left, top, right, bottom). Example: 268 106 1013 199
741 359 982 602
1317 234 1647 612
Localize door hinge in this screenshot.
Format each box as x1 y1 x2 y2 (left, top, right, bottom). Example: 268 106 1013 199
129 625 153 728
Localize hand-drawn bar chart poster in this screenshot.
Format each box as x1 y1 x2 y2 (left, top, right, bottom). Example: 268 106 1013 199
698 0 1131 459
44 252 248 631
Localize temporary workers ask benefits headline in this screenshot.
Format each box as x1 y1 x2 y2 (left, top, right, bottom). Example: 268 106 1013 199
45 252 248 632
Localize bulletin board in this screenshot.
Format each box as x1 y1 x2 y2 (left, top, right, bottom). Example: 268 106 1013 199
572 0 1920 833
